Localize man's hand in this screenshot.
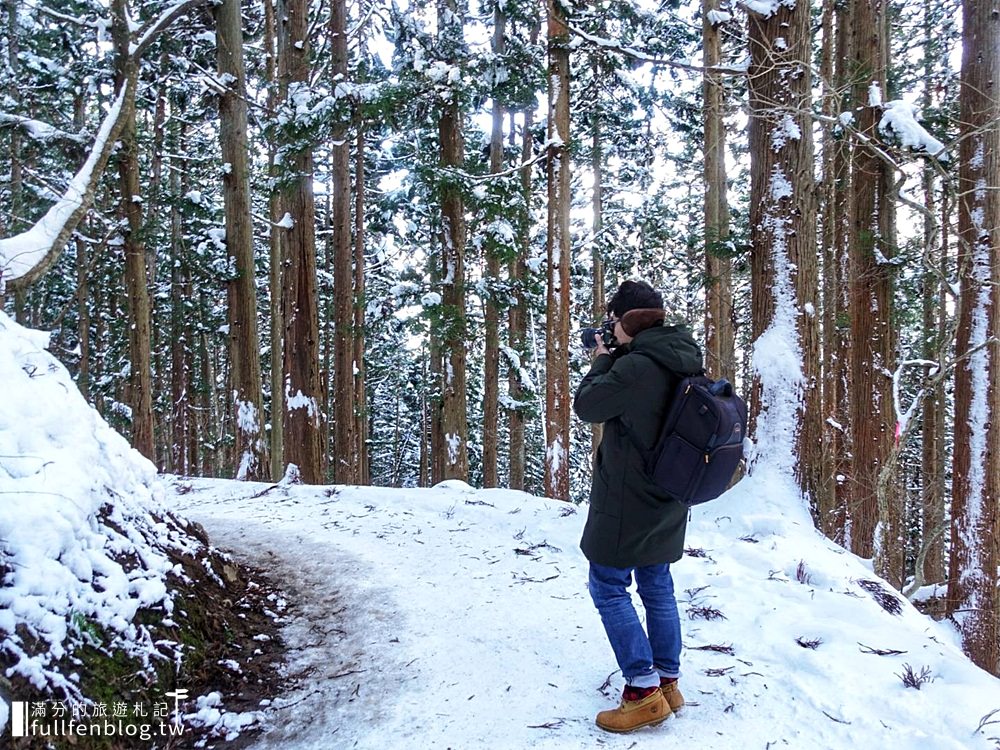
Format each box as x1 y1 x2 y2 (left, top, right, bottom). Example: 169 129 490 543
593 339 610 358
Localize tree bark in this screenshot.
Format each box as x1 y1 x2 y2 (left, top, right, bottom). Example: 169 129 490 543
111 0 155 461
330 0 359 485
277 0 325 484
482 6 507 489
264 0 285 481
948 0 1000 676
508 102 534 492
216 0 267 481
703 0 735 383
746 0 816 485
354 120 369 485
437 0 469 482
545 0 572 501
847 0 897 579
590 66 604 460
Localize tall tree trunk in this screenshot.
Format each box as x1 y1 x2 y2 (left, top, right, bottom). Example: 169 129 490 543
918 2 945 591
73 92 90 402
816 0 840 537
200 323 221 476
545 0 572 501
437 0 469 481
428 231 444 485
5 0 21 240
217 0 267 481
948 0 1000 676
169 117 193 474
508 103 534 492
919 162 946 590
111 0 155 461
847 0 897 580
482 6 506 488
264 0 285 481
354 120 369 485
590 68 605 460
421 355 432 486
277 0 325 483
819 0 855 545
331 0 359 484
746 0 815 482
703 0 735 382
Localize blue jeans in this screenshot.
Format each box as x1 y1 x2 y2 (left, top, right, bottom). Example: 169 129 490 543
588 562 682 688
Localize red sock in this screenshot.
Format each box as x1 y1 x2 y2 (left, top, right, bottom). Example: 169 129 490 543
623 685 659 702
660 677 678 686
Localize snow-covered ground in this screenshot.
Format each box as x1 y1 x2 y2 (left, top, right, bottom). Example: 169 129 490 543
2 306 998 749
169 469 1000 750
0 311 198 708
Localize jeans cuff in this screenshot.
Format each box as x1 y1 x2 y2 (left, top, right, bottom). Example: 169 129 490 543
626 671 661 689
655 667 681 680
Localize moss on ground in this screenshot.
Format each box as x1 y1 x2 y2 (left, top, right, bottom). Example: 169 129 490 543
2 516 287 750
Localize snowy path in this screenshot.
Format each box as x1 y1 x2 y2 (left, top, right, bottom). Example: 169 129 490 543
190 516 405 748
169 476 1000 750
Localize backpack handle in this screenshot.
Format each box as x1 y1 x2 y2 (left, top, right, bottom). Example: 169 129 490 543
709 378 734 397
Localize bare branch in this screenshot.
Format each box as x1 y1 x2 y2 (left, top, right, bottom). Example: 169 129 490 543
563 22 735 76
133 0 214 59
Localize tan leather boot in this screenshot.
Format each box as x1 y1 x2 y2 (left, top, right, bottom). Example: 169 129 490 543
660 680 685 712
595 688 672 733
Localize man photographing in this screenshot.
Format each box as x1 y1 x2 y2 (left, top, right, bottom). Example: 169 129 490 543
573 279 703 733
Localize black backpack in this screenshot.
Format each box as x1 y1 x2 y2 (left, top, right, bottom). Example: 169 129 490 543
638 371 748 506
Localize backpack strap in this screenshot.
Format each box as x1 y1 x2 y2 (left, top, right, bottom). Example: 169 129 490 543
618 351 700 463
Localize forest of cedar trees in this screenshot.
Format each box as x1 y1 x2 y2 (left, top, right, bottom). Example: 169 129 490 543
0 0 996 673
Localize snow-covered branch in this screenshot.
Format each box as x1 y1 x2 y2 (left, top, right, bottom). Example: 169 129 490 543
0 0 214 292
34 4 101 28
437 145 550 184
0 81 133 291
0 114 89 144
563 23 725 76
132 0 213 59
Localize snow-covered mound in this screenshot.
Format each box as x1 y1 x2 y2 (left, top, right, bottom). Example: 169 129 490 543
171 472 1000 749
0 311 199 702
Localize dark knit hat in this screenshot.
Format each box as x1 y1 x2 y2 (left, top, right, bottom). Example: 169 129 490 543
607 280 664 317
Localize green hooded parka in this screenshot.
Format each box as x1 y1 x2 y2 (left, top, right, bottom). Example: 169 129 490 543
574 323 703 568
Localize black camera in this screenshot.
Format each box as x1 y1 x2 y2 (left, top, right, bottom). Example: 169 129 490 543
581 320 616 350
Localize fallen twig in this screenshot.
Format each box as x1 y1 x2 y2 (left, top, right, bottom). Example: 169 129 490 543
704 666 734 677
527 719 565 729
858 642 907 656
974 707 1000 735
822 710 851 725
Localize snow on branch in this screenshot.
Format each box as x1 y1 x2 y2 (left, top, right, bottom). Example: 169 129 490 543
879 100 948 161
563 23 711 75
0 83 131 291
0 0 213 292
741 0 796 18
0 113 89 144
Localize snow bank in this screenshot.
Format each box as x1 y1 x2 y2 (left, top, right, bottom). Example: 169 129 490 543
0 311 199 704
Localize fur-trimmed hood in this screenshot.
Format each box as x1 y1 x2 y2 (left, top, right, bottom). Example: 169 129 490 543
626 320 703 376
